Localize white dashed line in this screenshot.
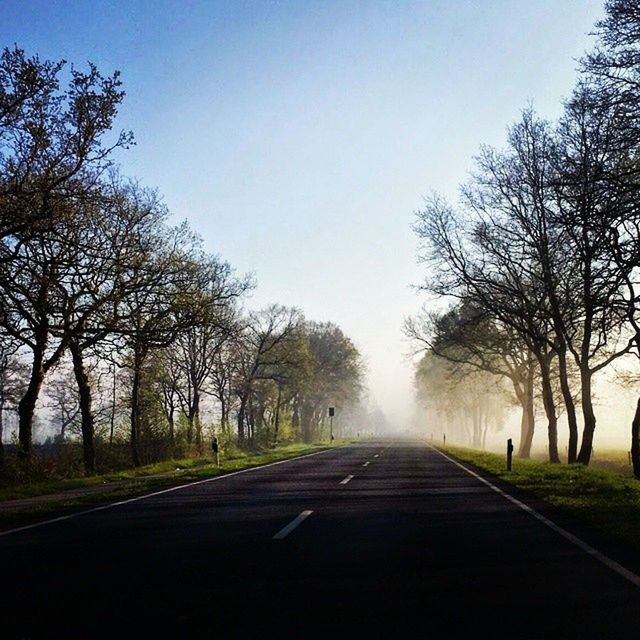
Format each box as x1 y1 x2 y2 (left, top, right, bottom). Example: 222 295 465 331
340 475 354 485
362 461 370 467
273 510 313 540
374 454 379 458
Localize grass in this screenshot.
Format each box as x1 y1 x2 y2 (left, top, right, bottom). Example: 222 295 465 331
443 444 640 549
0 441 342 527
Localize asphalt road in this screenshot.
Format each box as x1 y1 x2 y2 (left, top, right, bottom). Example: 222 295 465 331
2 440 640 639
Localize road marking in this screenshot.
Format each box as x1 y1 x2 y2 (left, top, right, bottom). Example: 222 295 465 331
429 444 640 590
340 475 354 485
273 510 313 540
374 454 379 458
0 448 338 538
362 461 370 467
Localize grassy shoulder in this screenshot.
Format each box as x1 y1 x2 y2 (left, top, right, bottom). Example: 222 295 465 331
0 441 344 528
442 444 640 549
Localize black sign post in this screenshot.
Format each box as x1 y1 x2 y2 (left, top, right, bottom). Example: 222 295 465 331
212 436 219 467
328 407 335 443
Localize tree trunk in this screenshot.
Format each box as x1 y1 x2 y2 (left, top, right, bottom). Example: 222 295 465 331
631 398 640 480
167 409 175 446
237 396 247 443
577 366 596 465
0 394 4 466
220 397 228 435
557 348 579 463
110 366 117 448
292 400 300 438
301 403 314 443
17 343 46 461
472 400 482 448
248 401 255 443
538 354 560 463
515 370 535 458
273 386 282 446
70 341 96 474
481 410 488 450
523 373 535 457
193 391 202 451
130 345 144 467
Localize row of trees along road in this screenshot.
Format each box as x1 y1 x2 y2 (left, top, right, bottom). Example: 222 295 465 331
0 46 364 475
407 0 640 476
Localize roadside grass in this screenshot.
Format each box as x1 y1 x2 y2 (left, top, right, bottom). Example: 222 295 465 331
442 444 640 548
0 441 344 527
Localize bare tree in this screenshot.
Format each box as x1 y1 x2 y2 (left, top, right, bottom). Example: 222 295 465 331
549 84 639 463
414 187 564 462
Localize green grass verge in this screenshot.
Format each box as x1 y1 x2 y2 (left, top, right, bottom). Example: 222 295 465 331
443 444 640 549
0 441 343 528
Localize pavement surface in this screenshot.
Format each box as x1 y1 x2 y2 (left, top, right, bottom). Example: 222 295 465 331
2 440 640 639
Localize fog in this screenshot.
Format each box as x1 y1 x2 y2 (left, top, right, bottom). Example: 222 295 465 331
412 365 640 456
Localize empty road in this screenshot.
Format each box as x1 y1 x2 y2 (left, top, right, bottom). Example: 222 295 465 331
2 440 640 638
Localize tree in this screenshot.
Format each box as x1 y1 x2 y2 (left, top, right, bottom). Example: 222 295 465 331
112 222 205 466
414 97 640 465
414 349 507 448
0 48 131 461
209 339 237 438
581 0 640 472
584 0 640 107
0 334 28 464
406 301 537 458
231 305 303 444
296 322 363 443
154 257 250 450
414 185 564 463
550 83 638 464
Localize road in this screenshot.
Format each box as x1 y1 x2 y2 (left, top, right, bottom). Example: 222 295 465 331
2 440 640 639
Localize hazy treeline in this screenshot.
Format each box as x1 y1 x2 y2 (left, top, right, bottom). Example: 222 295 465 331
0 46 363 476
408 0 640 476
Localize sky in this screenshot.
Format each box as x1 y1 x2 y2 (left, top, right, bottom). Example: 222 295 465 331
1 0 606 432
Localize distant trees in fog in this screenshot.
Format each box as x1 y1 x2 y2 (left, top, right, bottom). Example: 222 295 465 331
409 0 640 474
0 47 364 475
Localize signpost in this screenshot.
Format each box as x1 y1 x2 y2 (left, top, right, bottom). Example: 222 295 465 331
329 407 335 443
507 438 514 471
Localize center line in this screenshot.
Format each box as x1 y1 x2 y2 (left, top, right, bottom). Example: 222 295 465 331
340 475 354 484
273 510 313 540
362 461 370 467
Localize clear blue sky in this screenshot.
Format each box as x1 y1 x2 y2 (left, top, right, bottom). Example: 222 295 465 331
1 0 605 429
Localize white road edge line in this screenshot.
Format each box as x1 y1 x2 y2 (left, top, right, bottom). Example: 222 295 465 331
0 448 336 539
362 461 370 467
340 475 354 485
429 444 640 589
273 510 313 540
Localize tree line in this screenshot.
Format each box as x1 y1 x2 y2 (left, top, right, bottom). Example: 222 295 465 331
0 46 364 476
408 0 640 476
